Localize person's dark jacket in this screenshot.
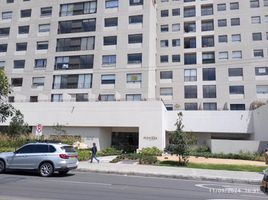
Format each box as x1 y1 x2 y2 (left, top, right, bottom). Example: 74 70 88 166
91 146 97 155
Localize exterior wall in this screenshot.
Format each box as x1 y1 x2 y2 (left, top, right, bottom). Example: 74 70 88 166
209 139 268 154
253 104 268 141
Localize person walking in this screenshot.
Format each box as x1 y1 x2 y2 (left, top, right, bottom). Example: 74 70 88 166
90 143 99 163
264 148 268 165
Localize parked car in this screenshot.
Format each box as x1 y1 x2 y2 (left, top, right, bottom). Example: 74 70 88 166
261 168 268 195
0 143 78 177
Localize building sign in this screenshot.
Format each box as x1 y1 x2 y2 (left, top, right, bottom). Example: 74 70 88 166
143 136 157 141
35 124 43 136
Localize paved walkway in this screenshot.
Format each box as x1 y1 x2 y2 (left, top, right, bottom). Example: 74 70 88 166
77 156 264 185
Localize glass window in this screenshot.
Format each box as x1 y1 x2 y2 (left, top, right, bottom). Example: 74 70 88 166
201 4 213 16
172 23 180 32
184 85 197 98
185 103 198 110
128 34 143 44
103 36 117 45
129 15 143 24
35 59 47 69
105 0 118 8
37 41 48 50
126 94 141 101
218 51 228 60
172 55 180 62
230 104 245 110
0 61 5 69
253 49 264 57
32 77 45 87
252 32 262 41
0 28 10 37
39 24 50 32
2 11 12 20
18 26 29 34
250 0 259 8
160 55 168 63
99 94 115 101
218 35 227 43
218 19 227 27
228 68 243 77
14 60 25 69
184 37 196 48
51 94 63 102
104 17 118 27
101 74 115 84
184 6 196 17
231 34 241 42
201 20 214 31
229 86 244 94
202 36 214 47
0 44 8 52
172 39 180 47
203 103 217 110
184 21 196 33
184 53 196 65
21 9 31 18
231 18 240 26
160 88 173 96
16 42 27 51
217 4 226 11
251 16 261 24
203 85 216 98
256 85 268 94
255 67 268 75
160 40 169 47
203 68 216 81
60 1 97 16
11 78 23 87
102 55 116 65
160 24 169 32
40 7 52 17
128 53 142 64
184 69 197 81
202 52 215 64
230 2 239 10
127 73 142 83
160 71 173 79
129 0 143 6
232 51 242 59
161 10 169 17
172 8 180 16
16 145 35 154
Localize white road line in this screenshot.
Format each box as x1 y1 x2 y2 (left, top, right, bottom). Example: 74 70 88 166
241 194 267 199
37 179 112 187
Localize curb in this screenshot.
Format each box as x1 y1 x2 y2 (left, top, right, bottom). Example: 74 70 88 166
75 168 262 185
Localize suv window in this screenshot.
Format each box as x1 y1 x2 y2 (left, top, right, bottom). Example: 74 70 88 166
34 144 50 153
16 145 35 154
48 145 56 153
61 146 76 153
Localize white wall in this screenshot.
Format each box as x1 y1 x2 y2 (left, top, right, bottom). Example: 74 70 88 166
253 104 268 141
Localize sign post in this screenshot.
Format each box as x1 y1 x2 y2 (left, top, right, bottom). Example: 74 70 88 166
35 124 43 140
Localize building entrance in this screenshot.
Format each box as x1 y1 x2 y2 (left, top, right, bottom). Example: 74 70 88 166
111 132 139 153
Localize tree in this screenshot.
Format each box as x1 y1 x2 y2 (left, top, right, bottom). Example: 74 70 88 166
0 70 15 123
165 112 196 165
8 110 30 137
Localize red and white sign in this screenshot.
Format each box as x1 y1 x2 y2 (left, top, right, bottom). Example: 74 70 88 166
35 124 43 136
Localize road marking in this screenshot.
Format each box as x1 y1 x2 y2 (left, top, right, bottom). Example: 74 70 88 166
38 179 112 187
241 194 267 199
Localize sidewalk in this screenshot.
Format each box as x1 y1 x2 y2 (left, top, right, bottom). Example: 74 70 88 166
76 157 264 185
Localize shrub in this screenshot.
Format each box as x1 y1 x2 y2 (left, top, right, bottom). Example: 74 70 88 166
97 147 122 157
139 147 162 156
77 149 91 161
139 155 158 165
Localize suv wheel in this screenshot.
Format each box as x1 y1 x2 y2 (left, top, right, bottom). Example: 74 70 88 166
39 162 54 177
0 160 5 174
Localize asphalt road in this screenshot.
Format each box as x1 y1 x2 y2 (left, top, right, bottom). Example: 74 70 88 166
0 171 266 200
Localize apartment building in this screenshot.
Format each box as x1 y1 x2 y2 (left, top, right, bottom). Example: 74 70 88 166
0 0 268 152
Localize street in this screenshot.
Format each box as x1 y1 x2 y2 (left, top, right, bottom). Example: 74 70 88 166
0 171 266 200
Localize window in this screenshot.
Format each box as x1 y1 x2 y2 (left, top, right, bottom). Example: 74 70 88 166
126 94 141 101
219 51 228 60
201 20 214 31
105 17 118 27
203 68 216 81
254 49 264 57
232 51 242 59
184 53 196 65
8 96 14 103
161 10 169 17
172 39 180 47
32 77 45 87
230 2 239 10
20 9 31 18
0 28 10 37
202 52 215 64
172 55 180 62
128 34 142 44
203 103 217 110
128 53 142 64
252 32 262 41
255 67 268 75
2 11 12 20
231 18 240 26
14 60 25 69
105 0 118 8
165 104 173 111
160 88 173 96
6 0 14 3
203 85 216 98
229 86 244 94
218 35 227 43
201 4 213 16
230 104 245 110
264 0 268 6
184 37 196 48
251 16 261 24
160 40 169 47
11 78 23 87
103 36 117 45
51 94 63 102
127 73 142 83
60 1 97 16
102 55 116 66
53 74 92 89
99 94 115 101
39 24 50 32
184 21 196 33
231 34 241 42
184 6 196 17
228 68 243 77
16 43 27 51
55 55 94 70
172 23 180 32
35 59 47 69
202 36 214 47
160 55 168 63
218 19 227 27
160 24 169 32
172 8 180 16
160 71 173 79
185 103 198 110
256 85 268 94
56 37 95 51
30 96 39 102
37 41 48 50
129 15 143 24
0 44 8 52
58 19 96 34
184 69 197 81
18 26 30 34
250 0 259 8
0 61 5 69
129 0 143 6
184 85 197 98
40 7 52 17
16 145 35 154
217 4 226 11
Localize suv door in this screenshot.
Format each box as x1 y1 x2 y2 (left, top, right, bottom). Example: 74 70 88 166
8 144 35 169
31 144 50 169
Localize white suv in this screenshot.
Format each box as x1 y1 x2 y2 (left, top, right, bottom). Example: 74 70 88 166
0 143 78 177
